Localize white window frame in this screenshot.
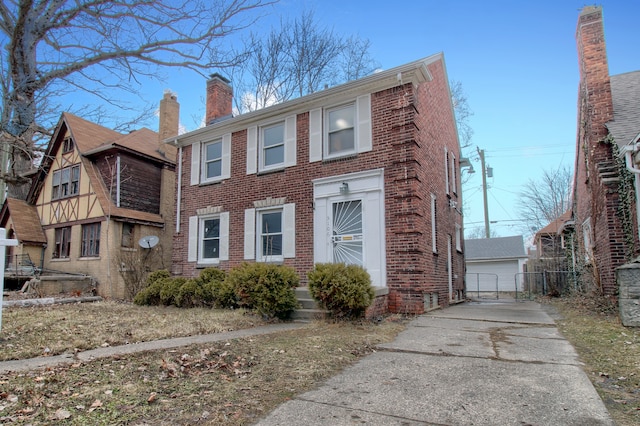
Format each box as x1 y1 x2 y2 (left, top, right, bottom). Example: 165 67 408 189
202 139 223 182
190 133 231 185
247 115 296 174
244 203 295 261
260 121 286 171
444 148 450 196
455 223 462 252
187 212 229 264
431 193 437 254
258 208 284 262
450 153 457 195
324 103 357 159
309 94 372 162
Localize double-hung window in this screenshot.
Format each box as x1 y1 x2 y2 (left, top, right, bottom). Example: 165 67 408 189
200 217 221 261
246 116 296 174
308 94 372 162
326 104 355 157
187 211 229 264
244 203 295 261
81 223 101 257
203 139 222 181
54 227 72 259
190 134 231 185
259 210 283 260
261 122 285 170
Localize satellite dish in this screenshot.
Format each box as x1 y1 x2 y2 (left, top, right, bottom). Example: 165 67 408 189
138 235 159 249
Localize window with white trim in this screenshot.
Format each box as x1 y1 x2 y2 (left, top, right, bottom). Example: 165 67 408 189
261 122 285 169
444 148 450 195
244 203 295 261
450 153 457 195
190 134 231 185
455 224 462 252
309 94 372 162
326 103 355 157
203 139 222 180
187 212 229 264
431 194 437 253
247 116 296 174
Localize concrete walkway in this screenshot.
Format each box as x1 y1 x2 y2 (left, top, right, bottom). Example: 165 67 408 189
256 300 614 425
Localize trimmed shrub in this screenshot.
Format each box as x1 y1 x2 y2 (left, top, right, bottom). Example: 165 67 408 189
307 263 375 320
159 277 187 306
227 263 299 319
176 278 202 308
133 269 171 306
196 267 235 308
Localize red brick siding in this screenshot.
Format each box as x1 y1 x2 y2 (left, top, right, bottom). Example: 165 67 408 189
173 58 463 313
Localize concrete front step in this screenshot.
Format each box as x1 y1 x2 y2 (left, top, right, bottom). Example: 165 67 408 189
293 287 328 320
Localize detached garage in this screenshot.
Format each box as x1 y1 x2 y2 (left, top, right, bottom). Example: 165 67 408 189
465 236 528 295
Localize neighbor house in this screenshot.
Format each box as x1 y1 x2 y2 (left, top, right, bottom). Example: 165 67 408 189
572 6 640 295
0 92 179 299
464 236 527 294
169 54 465 314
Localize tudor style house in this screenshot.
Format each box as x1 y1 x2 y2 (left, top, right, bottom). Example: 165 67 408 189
169 54 465 314
572 6 640 295
0 92 179 299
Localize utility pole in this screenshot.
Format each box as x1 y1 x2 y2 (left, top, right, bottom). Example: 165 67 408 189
477 147 490 238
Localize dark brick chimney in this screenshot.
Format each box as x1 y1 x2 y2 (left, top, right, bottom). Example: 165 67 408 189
576 6 614 139
158 90 179 160
206 74 233 125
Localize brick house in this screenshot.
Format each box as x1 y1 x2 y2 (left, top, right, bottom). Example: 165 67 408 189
0 92 179 299
169 54 465 314
572 6 640 295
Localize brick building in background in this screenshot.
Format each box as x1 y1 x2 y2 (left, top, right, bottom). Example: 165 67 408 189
572 6 640 294
169 54 465 314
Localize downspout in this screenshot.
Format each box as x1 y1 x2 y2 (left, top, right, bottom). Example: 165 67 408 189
116 154 121 207
176 143 182 234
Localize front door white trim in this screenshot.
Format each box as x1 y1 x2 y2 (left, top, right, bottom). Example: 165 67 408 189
313 169 386 287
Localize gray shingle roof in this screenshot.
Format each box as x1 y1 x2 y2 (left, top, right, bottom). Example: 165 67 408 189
464 236 526 260
608 70 640 147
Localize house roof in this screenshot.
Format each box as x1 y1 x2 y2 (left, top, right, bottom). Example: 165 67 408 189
607 70 640 147
464 236 527 261
171 53 442 147
1 198 46 244
535 210 573 238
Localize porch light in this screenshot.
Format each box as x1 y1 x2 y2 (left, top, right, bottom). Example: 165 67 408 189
340 182 349 194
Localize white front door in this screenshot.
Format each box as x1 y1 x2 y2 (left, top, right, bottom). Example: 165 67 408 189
313 169 386 287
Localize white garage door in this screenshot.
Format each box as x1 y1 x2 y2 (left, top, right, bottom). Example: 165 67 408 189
466 260 519 293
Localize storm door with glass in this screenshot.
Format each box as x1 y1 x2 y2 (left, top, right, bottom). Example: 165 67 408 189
331 200 363 266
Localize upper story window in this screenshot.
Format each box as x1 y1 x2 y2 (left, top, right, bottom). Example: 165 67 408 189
444 148 450 196
450 153 457 195
246 116 296 174
309 94 372 162
203 139 222 180
261 122 285 169
52 164 80 200
62 137 74 153
190 133 231 186
326 104 355 157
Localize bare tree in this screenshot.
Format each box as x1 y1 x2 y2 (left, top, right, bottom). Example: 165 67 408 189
0 0 271 199
228 10 378 113
518 165 573 234
450 80 474 151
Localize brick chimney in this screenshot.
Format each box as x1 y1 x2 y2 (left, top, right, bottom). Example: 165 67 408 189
206 74 233 125
158 90 179 160
576 6 614 138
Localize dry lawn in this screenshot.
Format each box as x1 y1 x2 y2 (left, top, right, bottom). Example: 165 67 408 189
0 301 406 425
549 295 640 426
